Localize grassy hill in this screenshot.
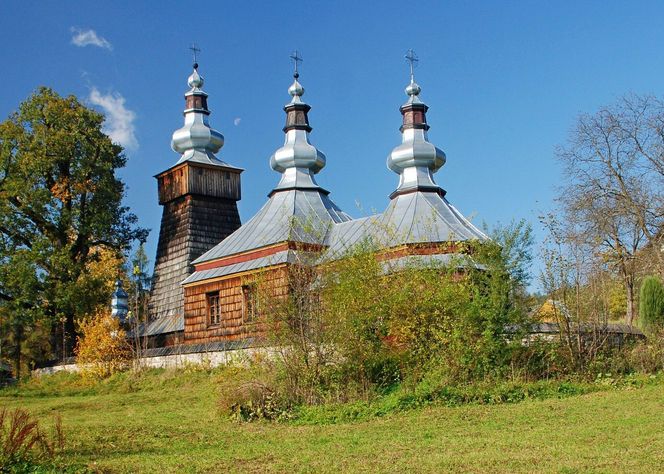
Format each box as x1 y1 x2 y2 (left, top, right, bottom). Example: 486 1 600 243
1 370 663 473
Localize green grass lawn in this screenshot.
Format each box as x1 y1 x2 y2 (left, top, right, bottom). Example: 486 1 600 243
2 370 663 473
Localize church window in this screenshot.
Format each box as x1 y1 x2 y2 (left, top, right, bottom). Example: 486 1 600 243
207 292 221 326
242 284 258 323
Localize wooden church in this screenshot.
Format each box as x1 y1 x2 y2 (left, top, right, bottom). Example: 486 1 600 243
140 52 486 348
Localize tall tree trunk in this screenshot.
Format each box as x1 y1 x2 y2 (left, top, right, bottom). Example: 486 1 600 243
625 277 636 326
65 314 76 359
12 323 22 379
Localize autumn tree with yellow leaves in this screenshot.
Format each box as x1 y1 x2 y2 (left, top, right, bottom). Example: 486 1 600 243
75 310 131 379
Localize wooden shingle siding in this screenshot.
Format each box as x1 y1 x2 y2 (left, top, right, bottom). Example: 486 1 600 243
149 161 241 323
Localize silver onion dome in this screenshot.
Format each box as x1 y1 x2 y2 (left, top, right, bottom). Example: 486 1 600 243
405 80 422 102
171 65 225 164
288 78 305 102
110 279 129 323
187 68 204 89
387 77 446 194
270 74 326 192
270 129 326 174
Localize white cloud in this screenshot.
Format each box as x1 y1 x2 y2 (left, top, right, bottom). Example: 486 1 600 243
233 117 242 126
88 88 138 150
70 28 112 50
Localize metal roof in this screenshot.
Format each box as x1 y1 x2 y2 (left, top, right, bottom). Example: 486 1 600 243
129 311 184 338
507 322 645 336
170 64 239 170
380 253 480 272
185 71 487 283
193 72 352 266
184 250 297 285
322 192 487 260
323 216 379 258
379 191 488 245
193 188 351 264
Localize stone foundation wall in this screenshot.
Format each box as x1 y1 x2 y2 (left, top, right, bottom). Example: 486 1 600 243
33 343 269 375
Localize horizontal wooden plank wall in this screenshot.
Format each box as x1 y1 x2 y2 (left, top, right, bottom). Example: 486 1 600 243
157 162 241 204
183 266 289 344
188 166 241 201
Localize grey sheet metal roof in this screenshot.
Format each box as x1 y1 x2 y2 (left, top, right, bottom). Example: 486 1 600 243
184 250 297 285
323 69 488 259
507 322 645 336
137 339 255 357
191 188 485 275
193 189 351 264
379 191 488 245
129 312 184 338
322 192 487 260
323 216 379 257
186 70 485 283
192 73 352 267
170 64 242 171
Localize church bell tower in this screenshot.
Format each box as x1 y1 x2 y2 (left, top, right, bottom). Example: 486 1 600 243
149 58 242 321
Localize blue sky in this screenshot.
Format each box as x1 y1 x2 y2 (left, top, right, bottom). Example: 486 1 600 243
3 1 664 289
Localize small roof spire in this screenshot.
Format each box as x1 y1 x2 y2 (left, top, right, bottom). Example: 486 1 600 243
404 49 422 101
111 279 129 323
171 47 227 166
405 49 418 82
269 52 326 193
386 50 445 198
187 44 204 89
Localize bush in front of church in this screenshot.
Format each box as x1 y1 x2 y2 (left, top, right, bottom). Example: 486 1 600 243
75 310 132 379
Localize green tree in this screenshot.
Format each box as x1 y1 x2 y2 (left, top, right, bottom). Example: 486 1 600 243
127 243 151 360
0 87 148 373
639 276 664 331
485 219 534 291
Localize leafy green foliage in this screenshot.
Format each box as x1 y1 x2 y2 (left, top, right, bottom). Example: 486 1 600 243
0 87 148 372
222 221 535 418
485 218 534 289
639 276 664 331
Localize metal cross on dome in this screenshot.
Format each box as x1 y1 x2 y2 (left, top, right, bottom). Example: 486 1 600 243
290 50 303 77
190 44 201 67
405 49 418 80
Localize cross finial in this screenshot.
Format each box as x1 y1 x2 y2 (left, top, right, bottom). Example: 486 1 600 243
190 43 201 69
405 49 418 81
290 50 303 78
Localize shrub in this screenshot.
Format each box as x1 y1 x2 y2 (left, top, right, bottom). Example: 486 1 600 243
629 332 664 373
218 365 292 422
639 276 664 332
221 221 541 420
75 310 131 379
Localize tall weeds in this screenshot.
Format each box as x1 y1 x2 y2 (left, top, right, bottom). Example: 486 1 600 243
0 407 65 468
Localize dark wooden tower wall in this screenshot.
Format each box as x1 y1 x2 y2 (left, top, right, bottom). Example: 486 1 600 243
149 161 241 320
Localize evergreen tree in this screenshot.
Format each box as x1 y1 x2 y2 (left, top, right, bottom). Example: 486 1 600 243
639 276 664 331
